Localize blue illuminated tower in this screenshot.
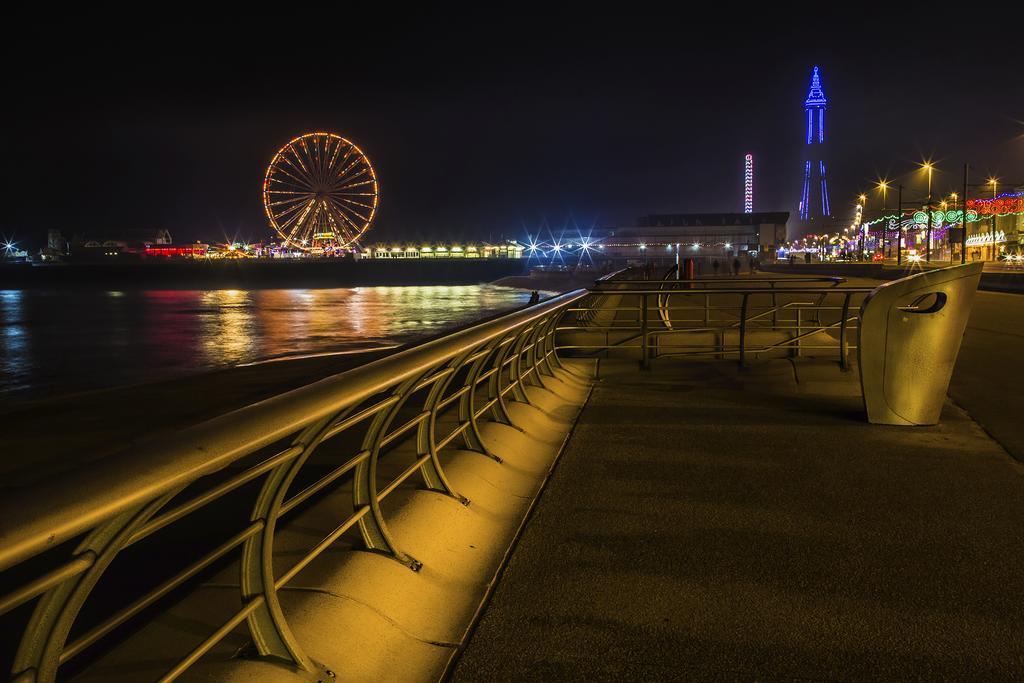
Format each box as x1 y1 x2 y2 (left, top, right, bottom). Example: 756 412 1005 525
798 66 832 221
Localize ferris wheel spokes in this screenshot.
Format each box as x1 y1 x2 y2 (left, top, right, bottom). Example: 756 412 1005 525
263 132 378 251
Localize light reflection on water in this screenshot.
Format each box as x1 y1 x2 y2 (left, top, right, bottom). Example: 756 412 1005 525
0 285 532 401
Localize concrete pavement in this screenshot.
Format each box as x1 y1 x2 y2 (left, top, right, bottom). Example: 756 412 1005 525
949 288 1024 463
669 265 1024 463
452 358 1024 679
760 267 1024 463
763 261 1024 293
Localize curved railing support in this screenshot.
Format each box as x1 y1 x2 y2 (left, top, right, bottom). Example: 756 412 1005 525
459 336 506 461
506 323 535 405
536 314 561 376
0 289 591 680
240 413 342 671
542 313 565 372
353 374 431 570
490 333 523 426
521 318 549 389
12 493 179 683
418 352 473 504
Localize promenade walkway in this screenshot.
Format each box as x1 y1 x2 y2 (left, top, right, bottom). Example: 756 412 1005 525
453 358 1024 679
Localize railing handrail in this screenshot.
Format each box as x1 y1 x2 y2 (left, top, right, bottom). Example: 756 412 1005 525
553 281 879 371
594 276 848 287
580 287 876 295
0 289 589 573
594 267 629 283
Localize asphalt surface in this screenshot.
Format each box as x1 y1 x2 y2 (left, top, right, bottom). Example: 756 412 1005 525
452 359 1024 679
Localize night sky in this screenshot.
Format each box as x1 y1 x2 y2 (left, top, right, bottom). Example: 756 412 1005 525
3 12 1022 249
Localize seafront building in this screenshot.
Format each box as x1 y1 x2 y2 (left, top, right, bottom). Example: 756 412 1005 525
60 234 526 262
964 188 1024 261
592 212 790 262
361 241 525 259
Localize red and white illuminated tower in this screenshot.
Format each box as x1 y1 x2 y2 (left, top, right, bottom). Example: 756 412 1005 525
798 66 832 221
744 154 754 213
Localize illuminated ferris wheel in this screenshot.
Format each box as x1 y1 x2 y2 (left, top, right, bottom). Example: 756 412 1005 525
263 132 378 251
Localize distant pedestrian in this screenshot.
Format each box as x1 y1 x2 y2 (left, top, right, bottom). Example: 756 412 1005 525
732 257 740 276
712 259 720 276
528 290 540 305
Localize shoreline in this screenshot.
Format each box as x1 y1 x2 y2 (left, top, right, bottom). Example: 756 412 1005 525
0 268 599 484
0 259 529 289
0 287 550 484
0 346 398 486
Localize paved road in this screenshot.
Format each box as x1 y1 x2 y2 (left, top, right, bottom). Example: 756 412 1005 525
452 359 1024 679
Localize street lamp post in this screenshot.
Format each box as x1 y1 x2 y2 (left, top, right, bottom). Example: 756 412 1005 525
858 193 867 260
961 164 969 264
948 191 958 264
922 162 934 263
988 177 998 261
877 181 889 258
896 184 904 266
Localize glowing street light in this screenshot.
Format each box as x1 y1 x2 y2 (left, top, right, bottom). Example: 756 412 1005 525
919 162 936 198
876 180 890 208
986 178 1000 260
920 161 936 261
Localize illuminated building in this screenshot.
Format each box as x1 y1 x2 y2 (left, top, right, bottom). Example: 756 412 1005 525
845 187 1024 263
71 229 174 260
39 229 67 261
594 213 789 261
965 189 1024 261
358 241 525 259
798 66 832 222
143 244 210 258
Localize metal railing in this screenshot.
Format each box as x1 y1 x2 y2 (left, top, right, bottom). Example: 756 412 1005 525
0 290 587 682
559 279 877 370
0 273 913 681
594 276 848 289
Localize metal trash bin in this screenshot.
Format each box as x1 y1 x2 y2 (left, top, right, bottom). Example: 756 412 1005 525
858 262 983 425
